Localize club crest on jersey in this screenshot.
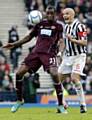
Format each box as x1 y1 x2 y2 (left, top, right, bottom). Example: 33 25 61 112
51 26 56 29
40 26 43 28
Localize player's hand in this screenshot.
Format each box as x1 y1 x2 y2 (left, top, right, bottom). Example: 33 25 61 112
2 43 14 49
66 34 75 42
66 34 72 40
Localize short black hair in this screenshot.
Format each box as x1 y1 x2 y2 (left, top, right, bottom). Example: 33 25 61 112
46 5 55 12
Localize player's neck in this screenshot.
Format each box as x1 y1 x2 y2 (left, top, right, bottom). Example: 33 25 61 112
68 18 74 25
48 19 54 23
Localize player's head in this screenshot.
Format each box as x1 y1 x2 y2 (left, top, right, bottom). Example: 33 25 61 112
62 8 75 24
46 5 55 21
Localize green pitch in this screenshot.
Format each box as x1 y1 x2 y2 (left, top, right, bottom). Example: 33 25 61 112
0 107 92 120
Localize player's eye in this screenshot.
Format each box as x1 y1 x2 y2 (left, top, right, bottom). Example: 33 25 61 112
47 11 54 15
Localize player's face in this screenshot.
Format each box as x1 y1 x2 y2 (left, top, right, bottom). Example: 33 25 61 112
62 10 73 24
46 9 55 21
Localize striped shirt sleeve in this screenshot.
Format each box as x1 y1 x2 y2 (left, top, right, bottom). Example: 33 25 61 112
77 24 87 40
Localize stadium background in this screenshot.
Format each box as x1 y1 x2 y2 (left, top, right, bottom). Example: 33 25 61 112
0 0 92 106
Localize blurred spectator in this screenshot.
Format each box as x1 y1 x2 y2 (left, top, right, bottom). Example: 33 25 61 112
56 1 65 14
78 1 88 14
86 70 92 94
24 0 39 12
87 27 92 54
87 27 92 42
84 56 92 75
56 1 65 21
8 25 22 72
74 6 80 17
78 13 86 24
63 76 76 95
0 61 5 91
42 0 55 10
0 56 11 90
0 40 7 60
85 7 92 29
0 40 11 91
66 0 76 8
23 72 40 103
24 0 32 12
2 74 14 92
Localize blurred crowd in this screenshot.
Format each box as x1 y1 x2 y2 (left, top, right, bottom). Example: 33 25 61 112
0 40 14 92
0 25 22 94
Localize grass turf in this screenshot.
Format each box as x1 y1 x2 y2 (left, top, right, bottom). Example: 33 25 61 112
0 107 92 120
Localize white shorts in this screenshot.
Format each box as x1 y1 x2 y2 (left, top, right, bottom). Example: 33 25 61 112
58 53 86 75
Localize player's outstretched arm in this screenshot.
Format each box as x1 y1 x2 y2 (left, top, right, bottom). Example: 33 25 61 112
3 43 15 49
3 34 32 49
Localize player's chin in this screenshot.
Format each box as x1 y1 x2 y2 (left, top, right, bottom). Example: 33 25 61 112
64 20 70 24
48 19 53 21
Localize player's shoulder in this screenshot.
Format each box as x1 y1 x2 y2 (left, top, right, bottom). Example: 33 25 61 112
77 22 86 30
75 19 86 28
56 20 65 28
56 20 64 26
55 20 64 31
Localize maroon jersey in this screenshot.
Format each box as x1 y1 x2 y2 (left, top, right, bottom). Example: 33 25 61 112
29 19 63 55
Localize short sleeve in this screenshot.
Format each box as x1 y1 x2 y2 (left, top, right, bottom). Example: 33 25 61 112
77 24 87 40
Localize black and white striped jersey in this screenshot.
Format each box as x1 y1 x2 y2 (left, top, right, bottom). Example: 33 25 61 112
64 19 87 56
